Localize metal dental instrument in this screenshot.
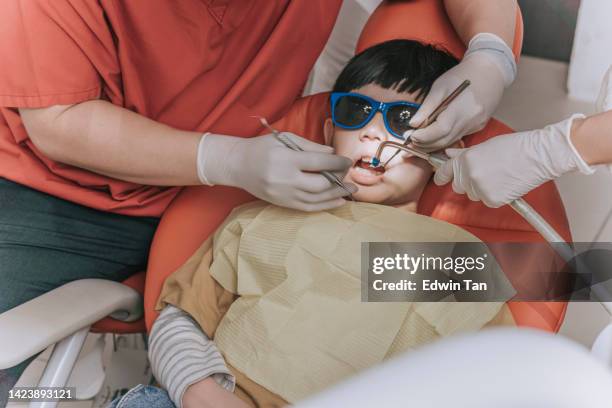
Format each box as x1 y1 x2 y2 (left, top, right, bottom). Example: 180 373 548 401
373 141 612 314
253 116 355 201
370 72 573 249
375 141 569 244
369 78 571 250
373 80 471 168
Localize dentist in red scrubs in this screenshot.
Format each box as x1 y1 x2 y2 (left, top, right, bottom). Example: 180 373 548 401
0 0 518 402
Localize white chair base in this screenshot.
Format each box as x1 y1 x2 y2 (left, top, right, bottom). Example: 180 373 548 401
29 327 89 408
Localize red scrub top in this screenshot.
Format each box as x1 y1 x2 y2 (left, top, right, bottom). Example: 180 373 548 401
0 0 342 216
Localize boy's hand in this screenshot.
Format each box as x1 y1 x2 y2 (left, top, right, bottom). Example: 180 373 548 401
197 132 357 211
183 377 249 408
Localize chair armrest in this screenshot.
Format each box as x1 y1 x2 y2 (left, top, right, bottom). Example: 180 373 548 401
0 279 142 369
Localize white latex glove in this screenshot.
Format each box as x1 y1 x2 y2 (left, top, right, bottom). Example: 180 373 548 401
409 33 516 152
434 115 594 208
196 133 357 212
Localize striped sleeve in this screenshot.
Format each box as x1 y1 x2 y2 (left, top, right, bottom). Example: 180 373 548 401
148 305 235 408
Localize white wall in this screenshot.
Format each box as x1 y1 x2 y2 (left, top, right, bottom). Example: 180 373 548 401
567 0 612 102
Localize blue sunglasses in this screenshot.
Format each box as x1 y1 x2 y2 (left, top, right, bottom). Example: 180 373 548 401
330 92 421 140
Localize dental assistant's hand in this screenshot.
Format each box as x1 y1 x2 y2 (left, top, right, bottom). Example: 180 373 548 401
433 115 594 208
197 133 357 211
409 33 517 152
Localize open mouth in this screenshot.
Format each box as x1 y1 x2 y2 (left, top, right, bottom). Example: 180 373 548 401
350 157 386 186
354 158 386 175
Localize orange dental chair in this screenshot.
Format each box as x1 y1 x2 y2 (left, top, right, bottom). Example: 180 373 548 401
146 0 569 333
0 1 570 406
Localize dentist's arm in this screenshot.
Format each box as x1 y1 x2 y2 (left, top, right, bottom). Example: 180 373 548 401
443 0 516 47
409 0 518 151
434 67 612 208
20 100 355 211
20 101 202 186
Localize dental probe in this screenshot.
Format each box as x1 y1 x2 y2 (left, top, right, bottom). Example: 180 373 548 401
253 116 355 201
372 141 612 315
372 79 471 168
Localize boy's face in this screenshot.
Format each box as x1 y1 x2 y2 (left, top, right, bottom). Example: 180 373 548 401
324 83 433 207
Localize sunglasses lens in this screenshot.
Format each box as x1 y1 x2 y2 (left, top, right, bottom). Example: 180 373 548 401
334 95 373 128
387 104 419 137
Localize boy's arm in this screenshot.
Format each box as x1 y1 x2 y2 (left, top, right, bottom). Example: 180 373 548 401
148 305 235 408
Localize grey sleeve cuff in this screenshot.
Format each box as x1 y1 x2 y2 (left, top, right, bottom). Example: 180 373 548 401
148 305 235 408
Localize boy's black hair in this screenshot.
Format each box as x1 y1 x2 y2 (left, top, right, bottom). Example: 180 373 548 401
332 39 458 99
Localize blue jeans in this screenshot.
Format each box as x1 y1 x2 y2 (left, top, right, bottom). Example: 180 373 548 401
108 385 175 408
0 178 159 406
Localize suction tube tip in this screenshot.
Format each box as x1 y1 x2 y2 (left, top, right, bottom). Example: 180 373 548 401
370 157 380 167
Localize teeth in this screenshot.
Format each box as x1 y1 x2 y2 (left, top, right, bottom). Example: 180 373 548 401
355 166 371 174
354 157 385 175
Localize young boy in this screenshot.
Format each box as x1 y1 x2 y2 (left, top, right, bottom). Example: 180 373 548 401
110 40 512 408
